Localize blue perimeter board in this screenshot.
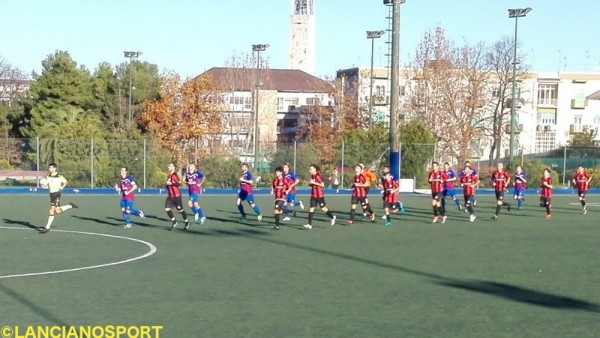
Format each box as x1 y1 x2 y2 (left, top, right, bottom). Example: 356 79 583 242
0 188 597 196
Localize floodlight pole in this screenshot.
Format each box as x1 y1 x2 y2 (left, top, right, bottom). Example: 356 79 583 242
124 51 142 125
508 7 531 161
252 44 269 170
386 0 404 182
367 30 385 130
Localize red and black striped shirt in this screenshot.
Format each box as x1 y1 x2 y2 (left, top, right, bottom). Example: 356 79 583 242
166 172 182 198
352 173 367 198
541 177 553 199
310 173 324 198
491 170 510 192
460 175 478 196
429 170 446 194
272 176 288 201
383 179 399 203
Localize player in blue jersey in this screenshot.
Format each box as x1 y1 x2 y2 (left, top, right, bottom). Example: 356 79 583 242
441 162 463 213
282 163 304 221
460 160 478 207
186 164 206 224
236 163 262 222
115 167 145 229
513 165 527 210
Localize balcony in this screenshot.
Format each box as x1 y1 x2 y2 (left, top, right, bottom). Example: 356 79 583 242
536 98 557 107
569 124 594 134
536 124 556 132
571 99 588 109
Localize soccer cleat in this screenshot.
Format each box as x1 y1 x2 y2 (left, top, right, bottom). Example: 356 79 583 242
184 220 190 230
239 214 247 221
441 216 447 224
124 223 132 229
545 214 551 219
299 201 305 210
271 225 280 231
330 215 337 226
69 202 79 209
518 207 522 210
302 224 313 230
39 228 50 234
583 207 588 215
370 213 376 222
491 215 498 221
432 216 438 223
194 213 199 222
346 219 353 225
362 213 368 218
473 200 477 206
507 204 511 212
139 210 145 219
458 205 463 212
399 207 406 215
469 214 476 222
282 216 291 222
170 221 178 231
257 214 263 222
200 216 206 225
381 215 387 220
384 221 392 227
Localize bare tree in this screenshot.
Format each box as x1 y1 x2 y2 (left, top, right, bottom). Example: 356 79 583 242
482 36 530 163
0 57 29 164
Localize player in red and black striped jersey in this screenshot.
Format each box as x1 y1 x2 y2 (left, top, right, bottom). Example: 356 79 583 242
381 172 399 227
428 162 448 223
540 168 553 219
346 164 375 224
572 165 592 215
459 166 478 222
491 162 511 221
270 166 289 230
165 163 190 231
302 164 336 230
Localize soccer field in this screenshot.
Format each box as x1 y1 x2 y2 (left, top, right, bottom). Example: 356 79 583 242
0 194 598 337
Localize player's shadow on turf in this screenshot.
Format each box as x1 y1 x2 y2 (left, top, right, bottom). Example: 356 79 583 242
0 282 71 326
71 215 121 226
435 279 600 313
3 218 40 230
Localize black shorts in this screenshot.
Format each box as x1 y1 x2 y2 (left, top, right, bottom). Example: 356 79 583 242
495 191 505 201
578 190 587 198
540 197 551 206
431 192 442 200
49 192 61 206
464 195 474 206
384 202 398 210
351 196 367 206
274 200 285 211
310 197 326 208
165 196 184 210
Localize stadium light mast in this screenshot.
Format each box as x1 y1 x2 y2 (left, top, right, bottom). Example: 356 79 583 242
367 30 385 130
252 44 269 170
385 0 405 182
508 7 531 161
124 51 142 125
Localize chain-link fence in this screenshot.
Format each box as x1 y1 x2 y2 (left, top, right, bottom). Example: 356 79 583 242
0 138 438 189
522 146 600 188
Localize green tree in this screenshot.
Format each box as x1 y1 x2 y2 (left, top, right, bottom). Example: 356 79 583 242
338 126 389 168
398 120 436 187
568 132 596 147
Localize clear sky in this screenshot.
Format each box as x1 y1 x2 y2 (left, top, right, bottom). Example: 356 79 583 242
2 0 599 79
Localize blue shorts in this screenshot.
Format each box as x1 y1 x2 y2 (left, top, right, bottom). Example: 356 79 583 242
189 193 199 203
286 193 296 204
443 189 456 198
120 200 134 211
238 190 255 204
514 190 524 198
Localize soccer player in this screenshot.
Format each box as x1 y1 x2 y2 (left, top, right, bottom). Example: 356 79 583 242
378 166 404 217
382 171 400 227
271 166 289 231
165 163 190 230
540 168 553 219
346 164 375 224
39 163 78 233
513 165 527 210
460 165 478 222
303 164 336 229
491 162 511 220
460 160 478 207
236 163 262 222
360 163 377 219
442 162 463 213
572 165 592 215
115 167 145 229
428 161 447 223
185 164 206 225
282 163 304 221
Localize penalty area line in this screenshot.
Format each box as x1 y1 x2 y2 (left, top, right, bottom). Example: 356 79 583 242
0 227 157 280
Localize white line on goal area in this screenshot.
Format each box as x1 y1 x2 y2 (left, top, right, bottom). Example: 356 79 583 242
569 203 600 206
0 227 157 280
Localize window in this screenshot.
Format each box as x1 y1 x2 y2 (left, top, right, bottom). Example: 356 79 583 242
594 115 600 125
574 115 583 125
535 131 556 153
307 97 320 106
277 97 284 111
537 84 558 106
284 98 299 109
